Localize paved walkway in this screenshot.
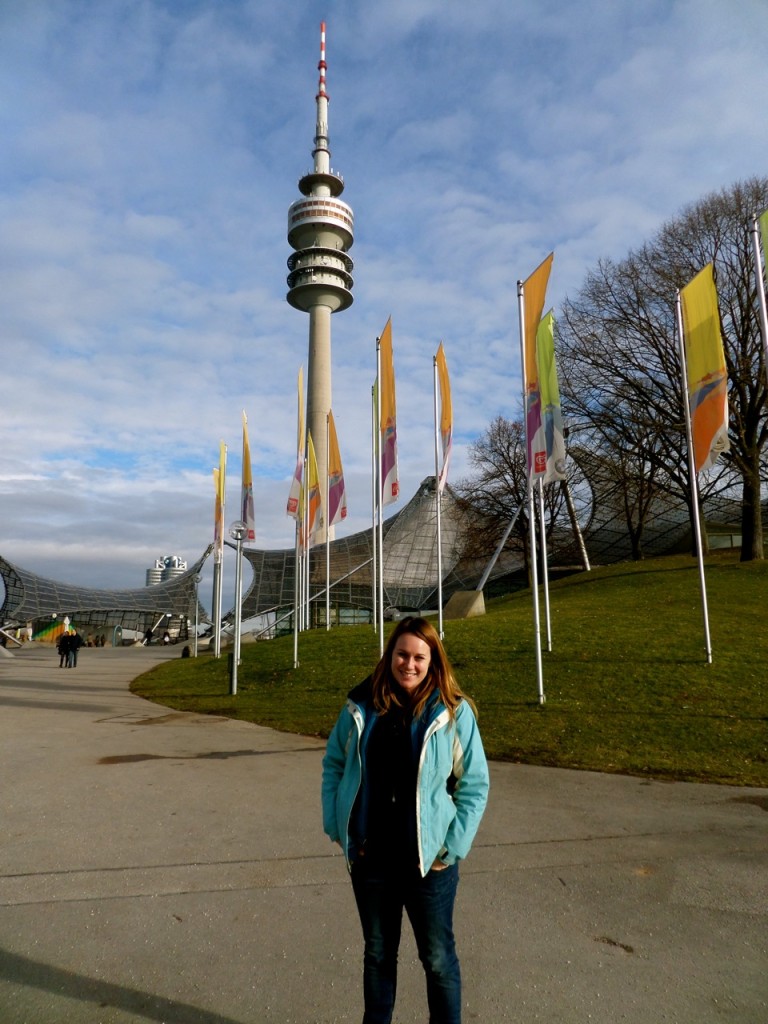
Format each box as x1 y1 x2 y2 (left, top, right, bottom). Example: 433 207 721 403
0 641 766 1023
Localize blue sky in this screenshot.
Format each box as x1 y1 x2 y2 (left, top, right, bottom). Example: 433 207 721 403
1 0 766 606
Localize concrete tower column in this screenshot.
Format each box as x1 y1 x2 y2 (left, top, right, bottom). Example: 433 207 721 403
287 22 354 543
307 303 333 499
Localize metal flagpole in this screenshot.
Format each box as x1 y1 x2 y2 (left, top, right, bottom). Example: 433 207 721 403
750 216 768 382
212 560 222 658
371 384 378 631
537 477 552 652
229 521 246 695
376 336 385 656
675 292 713 664
433 355 444 638
518 279 545 703
293 525 300 667
326 413 331 630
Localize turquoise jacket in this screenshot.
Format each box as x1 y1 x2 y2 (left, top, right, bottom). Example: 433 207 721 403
321 679 490 877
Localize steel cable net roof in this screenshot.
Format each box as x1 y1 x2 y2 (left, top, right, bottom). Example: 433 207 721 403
238 477 518 619
237 472 763 622
0 546 212 631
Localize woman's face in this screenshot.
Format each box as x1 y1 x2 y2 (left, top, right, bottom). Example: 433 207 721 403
391 632 432 693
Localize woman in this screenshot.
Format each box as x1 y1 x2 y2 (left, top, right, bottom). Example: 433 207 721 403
322 616 489 1024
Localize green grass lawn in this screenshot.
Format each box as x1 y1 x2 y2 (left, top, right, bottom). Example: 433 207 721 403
131 550 768 786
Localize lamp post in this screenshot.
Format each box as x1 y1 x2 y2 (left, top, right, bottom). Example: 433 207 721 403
192 574 202 658
229 520 247 695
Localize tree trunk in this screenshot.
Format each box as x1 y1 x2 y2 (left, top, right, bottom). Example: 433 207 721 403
740 465 764 561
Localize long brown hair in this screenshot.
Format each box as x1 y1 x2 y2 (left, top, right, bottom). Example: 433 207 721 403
370 616 476 721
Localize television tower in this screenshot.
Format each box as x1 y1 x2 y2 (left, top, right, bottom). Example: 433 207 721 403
287 21 354 538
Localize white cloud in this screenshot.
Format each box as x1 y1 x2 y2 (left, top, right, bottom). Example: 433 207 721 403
1 0 766 610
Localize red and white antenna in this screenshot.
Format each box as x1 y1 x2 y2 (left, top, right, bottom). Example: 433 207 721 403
317 21 328 100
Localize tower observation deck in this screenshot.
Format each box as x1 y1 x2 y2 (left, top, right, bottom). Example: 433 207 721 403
287 22 354 538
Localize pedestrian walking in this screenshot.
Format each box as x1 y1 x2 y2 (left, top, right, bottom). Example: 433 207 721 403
57 631 70 668
67 630 83 668
321 616 489 1024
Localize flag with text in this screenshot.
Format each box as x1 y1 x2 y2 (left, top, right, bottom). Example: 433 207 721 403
522 253 554 481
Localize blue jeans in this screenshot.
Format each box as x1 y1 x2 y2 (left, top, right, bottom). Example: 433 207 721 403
351 859 461 1024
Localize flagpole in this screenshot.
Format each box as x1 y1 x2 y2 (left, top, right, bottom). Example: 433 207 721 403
293 524 300 667
537 477 552 652
376 336 385 656
304 453 310 630
371 384 378 632
675 292 713 664
518 280 545 704
212 560 222 658
433 355 444 638
750 216 768 380
326 413 331 631
213 443 226 659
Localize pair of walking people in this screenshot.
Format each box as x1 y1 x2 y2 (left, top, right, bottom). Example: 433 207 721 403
57 630 83 668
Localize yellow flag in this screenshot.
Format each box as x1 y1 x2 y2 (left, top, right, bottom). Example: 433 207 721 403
241 411 255 542
378 318 398 504
435 342 452 492
306 431 324 547
522 253 554 389
327 410 347 526
680 264 729 472
521 253 554 478
287 367 305 520
213 441 227 562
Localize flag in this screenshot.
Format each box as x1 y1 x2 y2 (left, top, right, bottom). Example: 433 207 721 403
287 367 305 519
327 410 348 526
680 263 730 472
213 440 226 563
760 209 768 264
435 342 453 492
379 317 399 504
522 253 554 480
305 431 324 546
241 411 255 542
536 311 567 482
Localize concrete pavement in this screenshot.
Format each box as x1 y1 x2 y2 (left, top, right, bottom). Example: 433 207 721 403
0 640 766 1023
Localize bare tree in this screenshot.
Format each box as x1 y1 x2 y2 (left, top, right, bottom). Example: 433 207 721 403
558 177 768 560
454 417 581 576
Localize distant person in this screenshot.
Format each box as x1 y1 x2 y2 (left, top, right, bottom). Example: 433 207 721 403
162 630 171 645
57 632 70 668
68 631 83 668
143 628 153 646
322 616 490 1024
99 633 107 648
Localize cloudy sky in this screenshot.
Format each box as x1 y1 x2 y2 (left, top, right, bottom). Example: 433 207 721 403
1 0 765 610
